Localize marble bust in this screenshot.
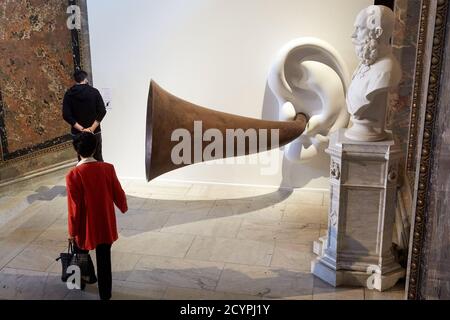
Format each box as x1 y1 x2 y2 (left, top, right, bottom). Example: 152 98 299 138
345 5 401 142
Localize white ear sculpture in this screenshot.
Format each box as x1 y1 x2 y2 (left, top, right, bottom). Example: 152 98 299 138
268 37 351 162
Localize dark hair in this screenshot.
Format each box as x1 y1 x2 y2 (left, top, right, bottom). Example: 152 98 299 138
73 132 97 158
73 70 88 83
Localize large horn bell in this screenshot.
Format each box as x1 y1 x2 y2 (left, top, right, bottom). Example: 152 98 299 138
146 80 308 181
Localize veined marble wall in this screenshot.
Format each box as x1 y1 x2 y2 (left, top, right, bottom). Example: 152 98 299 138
0 0 91 183
384 0 422 257
418 1 450 300
388 0 422 171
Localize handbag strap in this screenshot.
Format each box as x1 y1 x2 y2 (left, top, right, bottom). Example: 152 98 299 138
68 240 74 254
55 240 75 262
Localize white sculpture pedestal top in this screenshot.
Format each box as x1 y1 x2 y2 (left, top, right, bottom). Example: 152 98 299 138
311 129 405 291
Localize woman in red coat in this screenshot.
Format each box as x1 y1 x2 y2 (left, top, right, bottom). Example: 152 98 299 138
66 132 128 300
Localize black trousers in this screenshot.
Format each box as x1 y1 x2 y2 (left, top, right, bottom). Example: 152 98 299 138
73 132 104 162
74 243 112 300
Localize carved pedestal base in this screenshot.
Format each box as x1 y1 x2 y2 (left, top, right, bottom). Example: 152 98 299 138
311 129 405 292
311 257 405 291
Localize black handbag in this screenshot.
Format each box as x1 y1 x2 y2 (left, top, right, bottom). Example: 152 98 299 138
56 240 97 285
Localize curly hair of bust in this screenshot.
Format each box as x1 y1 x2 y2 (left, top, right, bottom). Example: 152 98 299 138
357 29 379 66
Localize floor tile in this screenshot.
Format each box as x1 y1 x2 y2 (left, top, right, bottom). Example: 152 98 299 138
163 286 261 300
111 280 166 300
32 218 68 247
364 281 406 300
0 229 44 269
270 241 314 272
114 230 195 258
313 278 365 300
186 184 279 200
140 199 214 216
116 209 171 232
110 251 142 281
186 236 275 267
0 268 68 300
7 244 66 272
127 255 224 291
123 196 147 210
64 285 99 300
160 214 242 239
282 204 328 226
284 190 325 206
236 219 320 245
216 264 314 299
209 200 285 221
0 196 31 227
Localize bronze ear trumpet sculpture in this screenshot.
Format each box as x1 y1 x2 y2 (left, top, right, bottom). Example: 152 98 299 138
145 80 309 181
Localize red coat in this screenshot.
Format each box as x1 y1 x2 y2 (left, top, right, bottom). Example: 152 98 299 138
66 162 128 250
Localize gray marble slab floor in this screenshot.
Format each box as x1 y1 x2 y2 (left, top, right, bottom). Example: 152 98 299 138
0 169 405 300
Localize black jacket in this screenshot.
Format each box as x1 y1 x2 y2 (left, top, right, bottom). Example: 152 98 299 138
62 84 107 135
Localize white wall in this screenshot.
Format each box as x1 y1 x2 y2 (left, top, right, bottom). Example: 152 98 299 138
87 0 372 189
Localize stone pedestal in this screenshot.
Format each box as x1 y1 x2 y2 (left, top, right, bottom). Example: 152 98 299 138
311 129 405 292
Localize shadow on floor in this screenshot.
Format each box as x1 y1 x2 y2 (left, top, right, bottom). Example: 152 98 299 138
113 189 299 238
0 265 406 300
27 186 67 204
0 266 315 300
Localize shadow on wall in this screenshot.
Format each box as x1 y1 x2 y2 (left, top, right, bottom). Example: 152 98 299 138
261 83 329 189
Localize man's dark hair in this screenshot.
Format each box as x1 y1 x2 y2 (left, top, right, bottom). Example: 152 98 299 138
73 70 88 83
73 132 97 158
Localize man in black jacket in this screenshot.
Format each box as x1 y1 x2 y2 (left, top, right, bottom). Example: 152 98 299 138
63 70 107 161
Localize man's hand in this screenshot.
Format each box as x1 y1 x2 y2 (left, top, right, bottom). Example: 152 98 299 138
82 128 93 133
74 123 84 132
88 121 100 133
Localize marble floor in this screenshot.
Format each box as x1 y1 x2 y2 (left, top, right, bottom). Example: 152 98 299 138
0 168 406 300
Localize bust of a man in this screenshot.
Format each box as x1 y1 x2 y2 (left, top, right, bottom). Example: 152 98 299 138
345 5 401 142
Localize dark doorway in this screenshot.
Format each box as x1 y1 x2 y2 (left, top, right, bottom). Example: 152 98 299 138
374 0 395 10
